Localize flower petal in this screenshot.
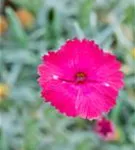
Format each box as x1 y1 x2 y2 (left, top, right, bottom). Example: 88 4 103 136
75 83 117 119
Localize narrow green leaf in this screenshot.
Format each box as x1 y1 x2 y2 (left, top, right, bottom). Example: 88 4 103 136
6 7 28 46
78 0 94 28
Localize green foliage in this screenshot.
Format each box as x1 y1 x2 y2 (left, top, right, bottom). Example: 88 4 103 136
0 0 135 150
6 7 28 46
78 0 94 28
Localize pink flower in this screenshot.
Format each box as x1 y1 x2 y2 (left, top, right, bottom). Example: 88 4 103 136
37 38 124 119
95 117 116 141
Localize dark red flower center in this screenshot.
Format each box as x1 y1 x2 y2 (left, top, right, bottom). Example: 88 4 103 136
75 72 87 84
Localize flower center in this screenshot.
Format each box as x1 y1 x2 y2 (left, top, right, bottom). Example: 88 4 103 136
75 72 87 83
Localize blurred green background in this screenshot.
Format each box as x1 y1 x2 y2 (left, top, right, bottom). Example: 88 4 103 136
0 0 135 150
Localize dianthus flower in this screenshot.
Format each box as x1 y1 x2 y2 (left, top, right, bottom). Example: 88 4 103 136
95 117 117 140
38 38 124 119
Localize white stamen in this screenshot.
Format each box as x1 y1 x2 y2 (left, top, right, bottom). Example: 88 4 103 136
104 83 110 87
53 75 59 80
